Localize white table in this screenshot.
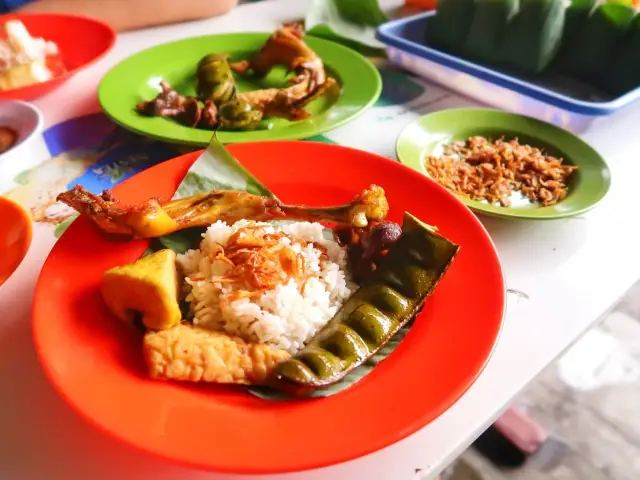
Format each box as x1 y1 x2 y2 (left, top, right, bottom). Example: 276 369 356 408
2 1 639 478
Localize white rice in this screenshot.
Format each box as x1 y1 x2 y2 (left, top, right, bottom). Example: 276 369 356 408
176 220 353 354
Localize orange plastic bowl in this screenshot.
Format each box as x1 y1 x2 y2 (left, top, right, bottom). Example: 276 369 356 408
0 13 116 101
0 196 32 286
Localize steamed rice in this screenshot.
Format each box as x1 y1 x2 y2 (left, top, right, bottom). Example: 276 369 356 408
176 220 353 354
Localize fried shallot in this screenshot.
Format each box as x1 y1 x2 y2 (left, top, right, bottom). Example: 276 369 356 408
426 136 578 207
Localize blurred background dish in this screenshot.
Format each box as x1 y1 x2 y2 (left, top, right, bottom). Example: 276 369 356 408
0 13 116 101
396 109 611 220
0 196 32 287
0 100 44 193
98 32 382 145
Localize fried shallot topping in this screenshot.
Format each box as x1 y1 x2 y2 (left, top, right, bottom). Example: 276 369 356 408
426 136 579 207
202 225 327 294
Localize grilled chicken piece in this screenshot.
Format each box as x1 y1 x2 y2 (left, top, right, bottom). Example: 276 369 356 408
56 184 389 240
143 324 291 384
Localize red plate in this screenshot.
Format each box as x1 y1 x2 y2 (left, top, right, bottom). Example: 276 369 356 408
33 142 505 474
0 14 116 100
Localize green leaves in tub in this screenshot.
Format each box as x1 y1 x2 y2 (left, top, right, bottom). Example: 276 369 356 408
305 0 389 53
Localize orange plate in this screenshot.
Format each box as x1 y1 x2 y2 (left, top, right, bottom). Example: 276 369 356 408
0 196 32 286
32 142 505 474
0 13 116 101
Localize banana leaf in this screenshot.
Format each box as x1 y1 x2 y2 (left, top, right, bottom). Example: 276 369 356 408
54 213 79 239
425 0 477 55
305 0 389 54
144 133 273 255
463 0 518 64
173 133 273 200
601 14 640 95
498 0 567 75
148 132 419 399
561 3 637 81
550 0 598 72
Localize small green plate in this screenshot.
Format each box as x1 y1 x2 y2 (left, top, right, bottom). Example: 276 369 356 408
396 109 611 220
98 33 381 145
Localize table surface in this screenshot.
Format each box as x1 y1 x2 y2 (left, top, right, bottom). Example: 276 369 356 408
2 1 640 479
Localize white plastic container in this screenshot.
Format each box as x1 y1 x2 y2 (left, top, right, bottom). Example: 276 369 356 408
0 100 47 194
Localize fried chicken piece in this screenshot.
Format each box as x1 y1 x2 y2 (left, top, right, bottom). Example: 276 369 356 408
230 23 326 94
136 81 188 117
231 24 338 121
239 75 339 121
238 74 310 113
199 99 218 128
137 81 206 128
56 184 389 240
56 187 176 238
143 324 291 384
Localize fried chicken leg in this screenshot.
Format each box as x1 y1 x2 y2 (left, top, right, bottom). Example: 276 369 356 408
57 185 389 240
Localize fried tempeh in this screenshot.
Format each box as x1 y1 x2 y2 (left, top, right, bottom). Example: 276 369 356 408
143 324 291 384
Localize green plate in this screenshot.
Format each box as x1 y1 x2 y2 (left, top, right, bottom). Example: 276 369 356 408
98 33 381 145
396 109 611 220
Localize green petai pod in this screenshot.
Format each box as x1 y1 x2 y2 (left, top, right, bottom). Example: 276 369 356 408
268 212 460 395
218 99 263 131
196 53 237 105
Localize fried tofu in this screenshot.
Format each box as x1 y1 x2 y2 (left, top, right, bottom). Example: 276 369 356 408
101 249 182 331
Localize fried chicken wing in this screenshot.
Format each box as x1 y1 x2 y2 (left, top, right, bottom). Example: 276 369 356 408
143 324 291 384
56 184 390 240
230 23 326 91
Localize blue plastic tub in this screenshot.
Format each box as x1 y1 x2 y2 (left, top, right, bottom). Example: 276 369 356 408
376 11 640 133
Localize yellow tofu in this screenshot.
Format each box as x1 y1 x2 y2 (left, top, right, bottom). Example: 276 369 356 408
101 249 182 331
